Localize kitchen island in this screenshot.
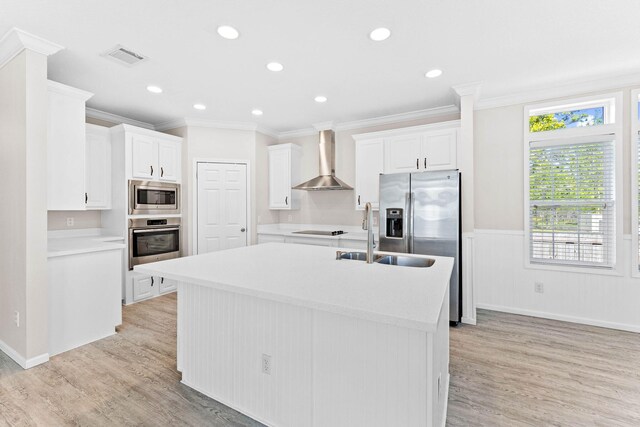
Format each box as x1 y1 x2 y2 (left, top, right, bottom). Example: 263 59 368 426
135 243 453 427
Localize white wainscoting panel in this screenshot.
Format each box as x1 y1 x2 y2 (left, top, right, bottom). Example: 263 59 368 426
461 233 476 325
474 230 640 332
180 282 448 427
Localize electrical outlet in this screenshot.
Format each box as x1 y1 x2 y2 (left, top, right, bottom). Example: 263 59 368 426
66 217 74 227
262 354 272 375
534 282 544 293
287 215 292 222
13 311 19 327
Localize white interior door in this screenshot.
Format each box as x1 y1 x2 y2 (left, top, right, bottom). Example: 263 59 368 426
196 162 248 254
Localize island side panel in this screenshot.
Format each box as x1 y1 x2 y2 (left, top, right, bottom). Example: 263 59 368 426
312 310 430 427
180 282 314 427
428 286 450 427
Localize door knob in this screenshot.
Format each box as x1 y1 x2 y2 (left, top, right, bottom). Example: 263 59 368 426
240 228 246 232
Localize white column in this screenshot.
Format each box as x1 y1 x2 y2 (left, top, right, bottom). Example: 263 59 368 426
452 82 481 325
0 28 63 368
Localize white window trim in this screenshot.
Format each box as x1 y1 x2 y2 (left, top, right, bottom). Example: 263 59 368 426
631 88 640 278
523 92 624 275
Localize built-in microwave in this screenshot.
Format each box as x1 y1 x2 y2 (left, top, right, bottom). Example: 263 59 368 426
129 180 179 215
128 217 181 270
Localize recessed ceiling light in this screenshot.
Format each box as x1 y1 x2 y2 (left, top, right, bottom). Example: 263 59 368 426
146 85 163 94
217 25 239 40
266 62 284 72
369 27 391 41
251 109 263 116
193 104 207 110
425 69 443 78
314 95 327 103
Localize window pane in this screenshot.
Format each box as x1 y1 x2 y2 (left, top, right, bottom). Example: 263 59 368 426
529 107 605 132
529 140 615 267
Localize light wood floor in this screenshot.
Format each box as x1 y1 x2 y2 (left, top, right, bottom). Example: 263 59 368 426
1 296 639 426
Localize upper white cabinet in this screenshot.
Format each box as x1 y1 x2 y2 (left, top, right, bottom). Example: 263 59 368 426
85 124 112 209
47 81 93 210
131 133 180 182
384 128 457 173
268 144 301 210
354 138 384 210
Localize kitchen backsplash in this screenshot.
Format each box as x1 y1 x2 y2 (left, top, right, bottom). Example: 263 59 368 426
48 210 101 230
277 190 377 226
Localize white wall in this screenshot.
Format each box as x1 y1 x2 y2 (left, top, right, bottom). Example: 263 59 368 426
0 49 49 364
473 85 639 331
47 210 101 230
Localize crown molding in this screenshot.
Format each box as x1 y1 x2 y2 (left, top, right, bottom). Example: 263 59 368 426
335 105 459 132
155 117 258 132
86 107 155 129
352 119 461 141
0 27 64 69
313 121 335 131
476 71 640 110
278 105 460 140
452 81 482 99
255 125 279 139
48 80 93 101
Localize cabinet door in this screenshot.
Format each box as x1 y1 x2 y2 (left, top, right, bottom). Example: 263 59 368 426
269 148 291 209
355 139 384 210
383 134 422 174
421 129 457 171
158 276 177 294
158 140 179 182
132 135 157 179
47 88 87 210
132 275 154 301
85 125 111 209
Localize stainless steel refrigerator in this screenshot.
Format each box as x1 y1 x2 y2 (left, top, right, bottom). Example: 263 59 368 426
378 170 462 325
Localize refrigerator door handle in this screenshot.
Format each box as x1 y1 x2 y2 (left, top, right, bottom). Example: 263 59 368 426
407 192 414 253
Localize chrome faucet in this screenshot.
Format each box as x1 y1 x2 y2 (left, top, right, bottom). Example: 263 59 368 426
362 202 376 263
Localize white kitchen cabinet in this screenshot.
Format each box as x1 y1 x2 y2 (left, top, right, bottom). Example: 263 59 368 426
159 276 177 294
157 140 179 181
131 134 180 182
128 273 177 303
47 81 93 210
268 144 302 210
131 134 156 179
354 138 384 210
384 128 457 173
85 124 112 209
132 274 154 302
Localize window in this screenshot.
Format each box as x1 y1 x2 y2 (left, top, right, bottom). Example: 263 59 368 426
525 94 622 270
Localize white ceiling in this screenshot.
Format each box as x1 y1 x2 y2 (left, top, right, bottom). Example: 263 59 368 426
2 0 640 132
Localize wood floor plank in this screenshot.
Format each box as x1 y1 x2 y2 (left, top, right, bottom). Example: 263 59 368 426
1 297 639 426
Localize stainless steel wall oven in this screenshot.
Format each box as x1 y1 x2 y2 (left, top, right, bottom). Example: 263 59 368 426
129 180 180 215
128 218 181 270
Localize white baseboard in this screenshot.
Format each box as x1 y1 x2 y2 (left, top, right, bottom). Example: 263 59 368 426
461 316 477 325
0 338 49 369
476 303 640 334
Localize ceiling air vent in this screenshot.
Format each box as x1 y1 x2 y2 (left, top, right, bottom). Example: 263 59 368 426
102 45 148 66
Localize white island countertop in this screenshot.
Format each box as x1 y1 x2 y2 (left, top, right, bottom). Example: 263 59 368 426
135 243 453 332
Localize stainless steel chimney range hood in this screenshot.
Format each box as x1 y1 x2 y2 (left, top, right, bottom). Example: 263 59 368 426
292 129 353 191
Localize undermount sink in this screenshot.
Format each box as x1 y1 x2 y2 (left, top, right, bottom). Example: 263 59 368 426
374 255 435 268
336 251 435 267
336 251 368 261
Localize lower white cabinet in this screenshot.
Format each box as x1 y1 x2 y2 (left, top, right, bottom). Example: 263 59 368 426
48 248 122 356
128 272 177 304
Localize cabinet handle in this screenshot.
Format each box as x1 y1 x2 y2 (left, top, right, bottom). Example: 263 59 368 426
151 277 154 287
150 165 154 176
85 192 88 204
285 196 288 205
161 167 164 178
424 157 427 169
358 195 361 205
161 277 164 284
416 158 419 170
